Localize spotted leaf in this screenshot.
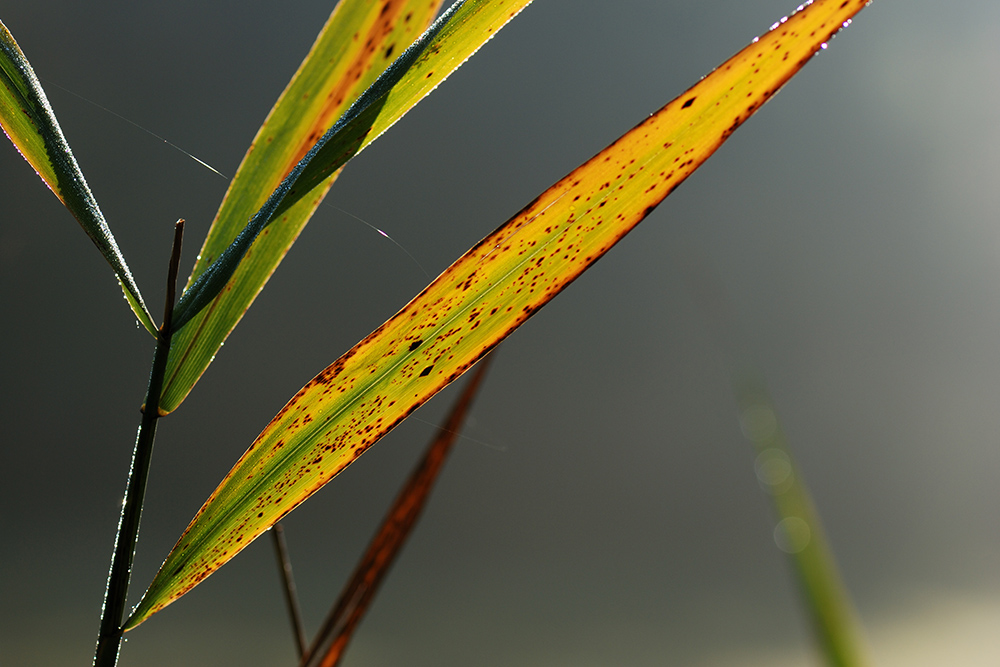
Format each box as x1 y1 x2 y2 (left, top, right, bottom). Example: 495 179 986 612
126 0 870 628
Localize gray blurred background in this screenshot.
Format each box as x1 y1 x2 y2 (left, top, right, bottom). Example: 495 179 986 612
2 1 999 665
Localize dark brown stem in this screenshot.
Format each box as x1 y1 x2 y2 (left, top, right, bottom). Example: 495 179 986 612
271 522 309 658
163 220 184 323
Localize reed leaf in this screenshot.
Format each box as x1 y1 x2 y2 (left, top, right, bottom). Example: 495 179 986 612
0 19 156 335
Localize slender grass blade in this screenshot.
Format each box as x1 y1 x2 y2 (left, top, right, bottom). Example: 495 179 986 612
0 19 156 335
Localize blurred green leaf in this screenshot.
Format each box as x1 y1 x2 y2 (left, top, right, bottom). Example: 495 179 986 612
126 0 870 627
160 0 449 413
0 19 157 336
735 377 872 667
685 252 872 667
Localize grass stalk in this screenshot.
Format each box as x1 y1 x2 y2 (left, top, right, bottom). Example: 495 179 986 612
93 220 185 667
271 522 309 658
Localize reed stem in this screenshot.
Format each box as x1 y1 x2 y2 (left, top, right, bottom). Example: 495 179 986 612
94 220 185 667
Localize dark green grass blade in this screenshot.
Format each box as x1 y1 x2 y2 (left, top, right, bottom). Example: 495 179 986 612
0 19 156 335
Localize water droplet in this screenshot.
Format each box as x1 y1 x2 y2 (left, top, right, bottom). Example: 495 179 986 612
774 517 811 553
755 448 793 493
